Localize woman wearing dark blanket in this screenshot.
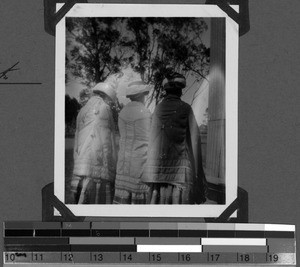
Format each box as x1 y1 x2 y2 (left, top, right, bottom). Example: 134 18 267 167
142 72 207 204
113 80 151 204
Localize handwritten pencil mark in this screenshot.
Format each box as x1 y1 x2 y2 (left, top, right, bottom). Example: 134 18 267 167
0 62 20 80
15 253 27 257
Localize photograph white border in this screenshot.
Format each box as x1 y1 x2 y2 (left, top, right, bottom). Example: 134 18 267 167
55 3 238 217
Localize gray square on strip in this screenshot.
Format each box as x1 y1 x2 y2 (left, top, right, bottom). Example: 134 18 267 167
267 238 296 253
92 222 120 229
120 222 149 229
149 223 177 229
69 237 134 245
206 224 235 230
136 237 200 245
32 222 61 229
4 222 34 229
177 223 207 230
63 222 90 229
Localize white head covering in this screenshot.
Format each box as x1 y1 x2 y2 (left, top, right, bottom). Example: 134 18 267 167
126 80 150 98
92 82 117 101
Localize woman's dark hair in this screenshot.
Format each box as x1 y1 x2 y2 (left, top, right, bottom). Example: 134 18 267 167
165 87 183 97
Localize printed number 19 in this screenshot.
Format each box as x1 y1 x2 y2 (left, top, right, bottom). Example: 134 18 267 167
268 254 279 262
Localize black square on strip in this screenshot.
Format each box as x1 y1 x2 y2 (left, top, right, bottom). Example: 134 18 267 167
179 230 207 237
150 230 178 237
62 229 90 236
70 245 136 252
120 230 149 237
208 230 235 237
92 229 120 237
5 230 33 237
235 231 265 238
4 237 69 245
265 231 294 238
35 229 61 236
5 245 71 252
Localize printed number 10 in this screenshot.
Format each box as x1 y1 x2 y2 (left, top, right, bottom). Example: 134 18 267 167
5 254 15 262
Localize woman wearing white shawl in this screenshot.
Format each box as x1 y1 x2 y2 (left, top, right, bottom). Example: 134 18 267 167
113 80 151 204
70 82 118 204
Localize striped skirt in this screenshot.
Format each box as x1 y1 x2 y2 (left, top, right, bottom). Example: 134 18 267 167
113 173 149 204
146 183 193 204
70 175 114 204
113 188 148 204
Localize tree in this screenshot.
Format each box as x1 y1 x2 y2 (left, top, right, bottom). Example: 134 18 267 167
66 17 210 105
123 18 210 104
66 17 125 87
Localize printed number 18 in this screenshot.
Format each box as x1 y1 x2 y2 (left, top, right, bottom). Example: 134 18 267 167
239 254 250 262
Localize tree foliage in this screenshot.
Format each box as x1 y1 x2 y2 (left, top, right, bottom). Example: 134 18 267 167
66 18 124 87
124 17 210 104
66 17 210 104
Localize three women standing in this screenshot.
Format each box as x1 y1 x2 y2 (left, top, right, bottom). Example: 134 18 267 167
70 74 207 205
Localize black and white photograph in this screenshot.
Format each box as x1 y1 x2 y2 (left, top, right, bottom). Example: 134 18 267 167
54 4 238 217
1 0 300 261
